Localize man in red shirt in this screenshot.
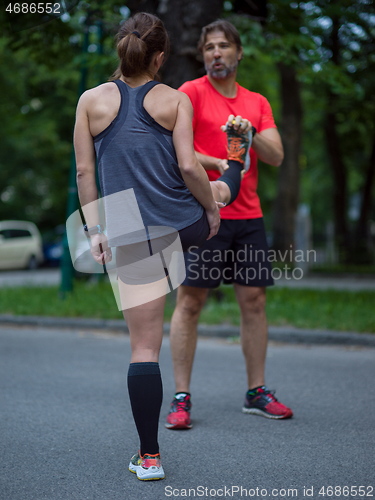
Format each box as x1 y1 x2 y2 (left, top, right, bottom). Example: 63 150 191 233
166 19 293 429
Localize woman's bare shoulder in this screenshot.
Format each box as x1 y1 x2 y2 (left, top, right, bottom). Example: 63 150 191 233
144 84 190 130
151 83 185 101
80 82 117 102
149 84 192 113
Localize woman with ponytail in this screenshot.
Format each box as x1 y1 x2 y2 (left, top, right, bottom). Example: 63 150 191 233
73 12 249 481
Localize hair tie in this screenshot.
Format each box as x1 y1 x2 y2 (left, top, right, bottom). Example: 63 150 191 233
131 30 141 38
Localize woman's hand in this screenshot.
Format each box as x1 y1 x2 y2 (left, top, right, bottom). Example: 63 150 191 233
205 204 221 240
89 233 112 265
216 158 229 174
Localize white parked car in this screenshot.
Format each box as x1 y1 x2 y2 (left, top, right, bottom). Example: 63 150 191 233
0 220 44 270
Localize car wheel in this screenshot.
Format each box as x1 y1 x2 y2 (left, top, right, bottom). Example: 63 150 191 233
27 255 38 270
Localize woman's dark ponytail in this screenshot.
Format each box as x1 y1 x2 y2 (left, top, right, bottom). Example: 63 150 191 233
117 32 147 78
110 12 169 81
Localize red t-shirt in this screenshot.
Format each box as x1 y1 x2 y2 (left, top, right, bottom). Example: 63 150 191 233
179 75 277 219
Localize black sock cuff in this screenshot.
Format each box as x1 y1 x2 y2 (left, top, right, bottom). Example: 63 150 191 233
128 362 160 376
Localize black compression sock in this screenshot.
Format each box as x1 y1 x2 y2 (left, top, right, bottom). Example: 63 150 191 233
127 362 163 456
217 160 243 205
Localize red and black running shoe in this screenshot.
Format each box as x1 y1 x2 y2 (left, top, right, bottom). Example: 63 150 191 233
225 122 252 171
242 386 293 419
165 393 192 430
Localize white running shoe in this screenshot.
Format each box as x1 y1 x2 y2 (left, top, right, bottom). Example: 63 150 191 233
128 452 165 481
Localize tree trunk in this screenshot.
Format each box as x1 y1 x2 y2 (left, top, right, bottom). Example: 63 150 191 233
128 0 224 88
324 101 349 255
160 0 223 88
355 133 375 261
272 63 302 259
324 13 350 259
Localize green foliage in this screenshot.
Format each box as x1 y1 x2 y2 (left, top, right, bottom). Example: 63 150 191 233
0 281 373 333
198 285 375 333
0 282 120 319
0 2 126 232
226 2 374 264
0 0 374 263
0 35 79 228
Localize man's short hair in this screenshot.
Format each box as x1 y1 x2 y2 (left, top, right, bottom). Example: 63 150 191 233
197 19 242 53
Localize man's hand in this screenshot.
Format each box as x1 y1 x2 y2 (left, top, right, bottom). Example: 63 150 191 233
203 114 253 174
221 115 252 170
221 114 252 134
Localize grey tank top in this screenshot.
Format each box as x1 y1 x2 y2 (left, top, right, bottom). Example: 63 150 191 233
93 80 204 242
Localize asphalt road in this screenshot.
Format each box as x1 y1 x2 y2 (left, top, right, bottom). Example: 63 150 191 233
1 326 374 500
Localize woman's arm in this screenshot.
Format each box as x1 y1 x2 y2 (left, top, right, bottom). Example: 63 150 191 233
73 91 111 264
172 92 220 240
74 91 98 222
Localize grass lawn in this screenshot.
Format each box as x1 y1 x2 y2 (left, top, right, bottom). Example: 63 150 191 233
0 280 374 333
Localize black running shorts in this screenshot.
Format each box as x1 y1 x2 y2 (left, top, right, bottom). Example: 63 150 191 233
182 218 274 288
115 212 210 285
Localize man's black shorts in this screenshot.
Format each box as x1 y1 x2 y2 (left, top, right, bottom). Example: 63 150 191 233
182 218 274 288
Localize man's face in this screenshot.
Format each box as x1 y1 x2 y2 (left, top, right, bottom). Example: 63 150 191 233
202 31 242 80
